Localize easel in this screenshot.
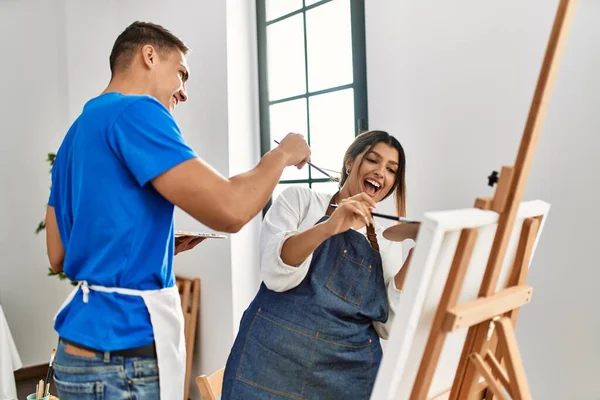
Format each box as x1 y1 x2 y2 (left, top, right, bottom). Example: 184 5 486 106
174 230 226 399
176 276 201 400
407 1 577 399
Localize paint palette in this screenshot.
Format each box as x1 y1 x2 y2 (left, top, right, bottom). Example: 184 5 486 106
174 230 227 239
382 223 420 242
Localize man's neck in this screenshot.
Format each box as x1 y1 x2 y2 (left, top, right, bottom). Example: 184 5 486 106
102 73 151 97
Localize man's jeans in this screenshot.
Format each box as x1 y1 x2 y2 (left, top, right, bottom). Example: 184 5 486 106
52 340 159 399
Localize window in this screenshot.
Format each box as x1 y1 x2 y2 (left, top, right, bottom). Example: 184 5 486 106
256 0 368 204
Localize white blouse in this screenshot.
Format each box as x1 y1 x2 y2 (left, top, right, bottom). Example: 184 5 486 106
259 185 406 339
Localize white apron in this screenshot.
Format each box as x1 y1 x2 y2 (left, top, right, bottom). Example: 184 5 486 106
55 281 186 400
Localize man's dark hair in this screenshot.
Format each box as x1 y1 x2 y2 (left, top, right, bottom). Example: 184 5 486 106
109 21 189 74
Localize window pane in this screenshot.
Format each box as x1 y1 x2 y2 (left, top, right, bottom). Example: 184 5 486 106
272 182 310 203
308 88 356 175
311 181 340 195
266 0 302 21
267 15 306 101
306 0 353 92
269 99 309 181
305 0 322 5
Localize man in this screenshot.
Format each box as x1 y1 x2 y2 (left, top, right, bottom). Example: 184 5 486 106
45 21 310 399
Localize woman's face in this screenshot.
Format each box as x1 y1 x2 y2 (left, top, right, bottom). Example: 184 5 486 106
345 142 400 203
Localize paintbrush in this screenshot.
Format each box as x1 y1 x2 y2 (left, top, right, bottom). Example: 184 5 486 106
42 349 55 396
330 204 420 224
273 140 338 180
36 379 44 398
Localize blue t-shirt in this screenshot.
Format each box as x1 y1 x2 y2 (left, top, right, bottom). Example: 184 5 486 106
49 92 197 351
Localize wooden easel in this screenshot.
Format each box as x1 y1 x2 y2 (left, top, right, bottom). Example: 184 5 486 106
408 1 577 399
173 231 226 399
176 276 201 400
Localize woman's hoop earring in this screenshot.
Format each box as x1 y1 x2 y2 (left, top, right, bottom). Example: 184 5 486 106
346 168 350 175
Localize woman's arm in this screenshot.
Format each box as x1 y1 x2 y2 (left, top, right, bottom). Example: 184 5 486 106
281 192 375 265
260 190 376 291
280 223 334 266
259 187 318 292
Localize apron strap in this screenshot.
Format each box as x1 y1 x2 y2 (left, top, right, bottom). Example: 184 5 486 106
326 192 380 252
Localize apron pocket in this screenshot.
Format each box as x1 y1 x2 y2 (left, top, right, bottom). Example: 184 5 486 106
236 309 316 400
325 251 373 306
306 337 375 399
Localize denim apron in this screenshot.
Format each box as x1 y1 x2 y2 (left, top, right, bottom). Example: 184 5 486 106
223 193 389 399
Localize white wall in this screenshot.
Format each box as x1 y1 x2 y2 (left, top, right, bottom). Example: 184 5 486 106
366 0 599 399
225 0 263 334
1 1 259 398
0 0 74 368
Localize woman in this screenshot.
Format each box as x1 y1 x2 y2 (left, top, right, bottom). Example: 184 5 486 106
222 130 414 399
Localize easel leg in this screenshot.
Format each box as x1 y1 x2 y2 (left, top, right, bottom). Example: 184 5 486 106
410 229 479 400
469 353 507 400
495 318 532 400
485 350 511 392
453 214 542 400
487 217 540 400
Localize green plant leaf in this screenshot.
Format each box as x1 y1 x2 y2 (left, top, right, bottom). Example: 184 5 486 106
47 153 56 167
47 267 78 286
35 220 46 234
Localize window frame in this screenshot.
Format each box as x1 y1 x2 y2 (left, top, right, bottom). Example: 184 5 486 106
256 0 369 208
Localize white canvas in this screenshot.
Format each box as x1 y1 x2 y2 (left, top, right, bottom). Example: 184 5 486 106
371 200 551 400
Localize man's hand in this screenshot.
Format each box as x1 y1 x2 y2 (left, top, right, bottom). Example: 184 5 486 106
274 133 311 169
174 235 206 255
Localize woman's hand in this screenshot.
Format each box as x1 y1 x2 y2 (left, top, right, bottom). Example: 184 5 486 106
324 193 376 236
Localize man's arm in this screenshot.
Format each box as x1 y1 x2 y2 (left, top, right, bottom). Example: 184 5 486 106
152 134 310 233
45 206 65 273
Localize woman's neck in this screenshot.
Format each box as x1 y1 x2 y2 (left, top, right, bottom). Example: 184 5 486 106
337 185 353 202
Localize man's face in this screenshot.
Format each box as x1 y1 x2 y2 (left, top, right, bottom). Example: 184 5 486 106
150 48 190 112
